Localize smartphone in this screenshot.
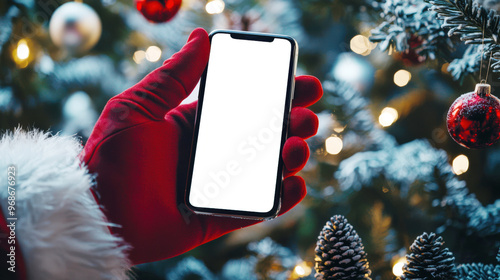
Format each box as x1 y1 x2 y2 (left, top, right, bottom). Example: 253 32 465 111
185 30 298 220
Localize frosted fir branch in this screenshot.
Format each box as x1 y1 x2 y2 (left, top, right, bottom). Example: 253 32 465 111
370 0 500 78
426 0 500 46
370 0 451 59
335 139 500 237
0 7 19 54
46 55 131 97
322 80 397 151
447 44 484 81
457 263 500 279
166 257 216 280
425 0 500 75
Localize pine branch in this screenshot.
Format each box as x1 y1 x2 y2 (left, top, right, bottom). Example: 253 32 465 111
46 55 131 99
322 80 397 152
447 44 482 81
0 6 19 54
426 0 500 74
370 0 500 78
368 202 395 271
457 263 500 280
496 249 500 276
370 0 451 59
426 0 500 46
335 138 500 237
166 257 216 280
435 157 500 237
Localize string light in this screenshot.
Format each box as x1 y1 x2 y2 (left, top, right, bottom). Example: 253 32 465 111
291 261 312 279
206 0 225 14
325 136 343 155
12 39 30 68
393 69 411 87
145 46 162 62
133 50 146 64
350 35 375 56
452 154 469 175
379 107 399 127
392 257 406 277
16 39 30 60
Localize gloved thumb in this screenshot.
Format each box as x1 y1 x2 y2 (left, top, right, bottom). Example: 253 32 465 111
123 28 210 117
161 28 210 94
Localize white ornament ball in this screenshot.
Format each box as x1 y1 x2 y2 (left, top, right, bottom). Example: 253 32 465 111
49 2 102 54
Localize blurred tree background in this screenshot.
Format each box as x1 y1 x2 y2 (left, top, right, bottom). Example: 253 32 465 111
1 0 499 279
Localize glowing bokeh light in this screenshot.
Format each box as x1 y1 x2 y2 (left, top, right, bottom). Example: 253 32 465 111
350 35 372 56
392 258 406 277
379 107 399 127
393 69 411 87
325 136 343 155
452 154 469 175
145 46 162 62
133 50 146 64
206 0 225 14
17 39 30 60
292 261 312 278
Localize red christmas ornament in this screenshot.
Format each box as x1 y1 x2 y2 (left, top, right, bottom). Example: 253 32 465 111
447 83 500 149
135 0 182 23
397 35 425 66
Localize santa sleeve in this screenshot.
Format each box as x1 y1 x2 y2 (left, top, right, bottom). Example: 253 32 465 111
0 129 131 280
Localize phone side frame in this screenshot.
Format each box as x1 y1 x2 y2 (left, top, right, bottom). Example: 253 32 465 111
184 29 298 220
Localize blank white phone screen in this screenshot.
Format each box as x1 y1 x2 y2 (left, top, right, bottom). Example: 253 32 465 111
189 33 293 213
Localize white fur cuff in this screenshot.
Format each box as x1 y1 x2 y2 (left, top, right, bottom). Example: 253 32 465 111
0 129 131 280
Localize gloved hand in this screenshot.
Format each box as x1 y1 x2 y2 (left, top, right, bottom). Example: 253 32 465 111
82 28 322 264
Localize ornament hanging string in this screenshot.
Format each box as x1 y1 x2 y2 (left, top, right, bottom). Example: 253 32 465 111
485 45 493 84
479 19 494 84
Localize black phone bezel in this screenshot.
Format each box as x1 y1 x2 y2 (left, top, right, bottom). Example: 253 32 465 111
184 29 298 220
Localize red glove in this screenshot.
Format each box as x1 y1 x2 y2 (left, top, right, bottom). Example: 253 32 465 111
82 28 322 264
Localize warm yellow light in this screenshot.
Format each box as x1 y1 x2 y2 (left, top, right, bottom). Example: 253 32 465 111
17 39 30 60
206 0 225 14
333 124 345 133
325 136 343 155
145 46 162 62
452 154 469 175
292 261 312 278
393 69 411 87
379 107 399 127
294 265 305 276
133 50 146 64
393 258 406 277
350 35 372 56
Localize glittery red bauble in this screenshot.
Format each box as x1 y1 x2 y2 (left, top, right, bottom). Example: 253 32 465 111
447 84 500 149
135 0 182 23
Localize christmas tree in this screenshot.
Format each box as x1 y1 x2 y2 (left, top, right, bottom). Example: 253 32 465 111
1 0 499 279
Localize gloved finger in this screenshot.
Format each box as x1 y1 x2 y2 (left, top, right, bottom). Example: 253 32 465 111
116 28 210 119
277 175 307 215
292 75 323 108
289 107 318 139
166 101 198 131
282 136 309 178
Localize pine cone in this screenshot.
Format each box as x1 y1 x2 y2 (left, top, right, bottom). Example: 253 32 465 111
457 263 500 280
400 232 457 280
314 215 371 280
